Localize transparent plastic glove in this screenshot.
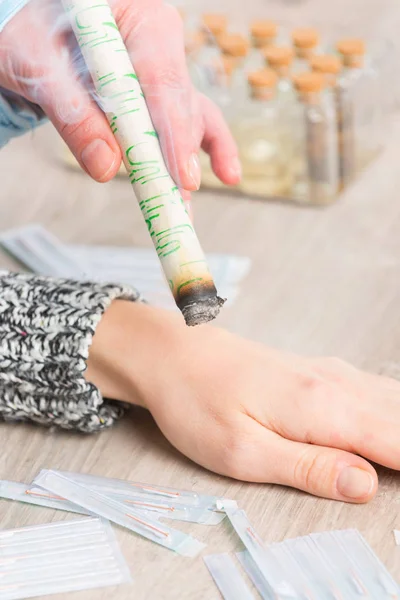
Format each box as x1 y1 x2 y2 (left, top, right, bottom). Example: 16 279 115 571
0 0 240 194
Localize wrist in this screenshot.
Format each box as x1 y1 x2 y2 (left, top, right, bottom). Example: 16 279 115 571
85 300 188 408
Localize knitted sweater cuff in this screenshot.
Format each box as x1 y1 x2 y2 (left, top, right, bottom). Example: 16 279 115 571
0 271 142 432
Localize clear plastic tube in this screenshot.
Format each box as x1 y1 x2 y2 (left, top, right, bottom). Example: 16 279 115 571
0 224 89 278
0 517 130 600
331 530 399 598
0 569 128 600
106 493 225 525
34 470 205 556
0 481 87 515
224 503 300 599
282 536 351 599
204 553 255 600
236 551 273 600
56 469 229 511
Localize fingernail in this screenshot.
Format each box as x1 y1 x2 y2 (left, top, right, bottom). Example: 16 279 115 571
336 467 374 500
187 153 201 190
81 139 116 182
229 156 242 182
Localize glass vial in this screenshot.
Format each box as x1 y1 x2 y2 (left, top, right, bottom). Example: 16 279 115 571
193 13 228 91
337 38 381 172
218 33 251 113
293 72 339 205
246 20 279 72
291 27 320 72
263 46 296 107
311 54 356 190
234 69 295 198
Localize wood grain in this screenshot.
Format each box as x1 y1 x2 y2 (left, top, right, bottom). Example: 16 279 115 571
2 2 400 597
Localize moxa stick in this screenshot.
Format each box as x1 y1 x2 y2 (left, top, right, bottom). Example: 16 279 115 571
64 0 225 326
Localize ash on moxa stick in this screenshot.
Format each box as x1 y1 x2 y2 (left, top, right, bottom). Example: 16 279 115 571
63 0 225 326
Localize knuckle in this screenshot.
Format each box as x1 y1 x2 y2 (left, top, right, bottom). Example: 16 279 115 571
59 110 92 140
294 448 332 492
296 372 330 400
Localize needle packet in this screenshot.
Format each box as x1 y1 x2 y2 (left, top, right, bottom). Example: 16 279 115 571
0 517 131 600
236 552 272 600
105 492 225 525
310 529 400 599
204 553 255 600
224 503 301 599
0 225 89 279
0 480 88 515
55 469 230 513
34 470 205 557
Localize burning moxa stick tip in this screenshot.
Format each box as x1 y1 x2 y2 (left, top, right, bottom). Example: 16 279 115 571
175 278 226 326
182 296 226 327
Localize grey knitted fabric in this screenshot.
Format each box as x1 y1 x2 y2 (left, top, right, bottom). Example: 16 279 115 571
0 271 141 432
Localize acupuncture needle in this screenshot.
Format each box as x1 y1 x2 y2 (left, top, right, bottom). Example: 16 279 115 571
25 490 65 501
130 484 185 498
348 568 368 595
0 531 107 549
0 567 123 591
123 499 175 512
0 519 101 538
246 527 265 549
125 513 170 539
0 543 113 566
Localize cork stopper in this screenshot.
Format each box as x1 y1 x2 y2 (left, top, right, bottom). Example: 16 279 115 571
248 69 278 99
293 72 325 93
251 20 278 47
264 46 294 67
219 33 250 58
248 68 278 89
292 27 320 49
337 38 366 67
202 14 228 38
310 54 341 75
337 38 366 57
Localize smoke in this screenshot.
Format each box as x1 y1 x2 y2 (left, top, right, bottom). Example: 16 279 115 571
0 0 194 189
0 0 97 124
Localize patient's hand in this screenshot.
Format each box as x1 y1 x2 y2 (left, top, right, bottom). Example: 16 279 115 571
87 300 400 503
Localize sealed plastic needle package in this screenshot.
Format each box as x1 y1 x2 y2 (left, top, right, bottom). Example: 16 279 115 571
33 470 206 556
235 529 400 599
204 553 255 600
223 502 297 598
54 469 229 514
0 481 88 516
0 517 130 600
0 478 222 525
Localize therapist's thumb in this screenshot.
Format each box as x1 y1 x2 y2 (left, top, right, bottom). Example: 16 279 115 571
41 78 122 182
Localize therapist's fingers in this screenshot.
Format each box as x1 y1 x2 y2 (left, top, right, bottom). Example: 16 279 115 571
1 0 121 182
120 2 201 191
200 94 241 185
40 75 122 182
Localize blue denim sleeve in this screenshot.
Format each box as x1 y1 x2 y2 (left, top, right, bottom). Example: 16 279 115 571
0 90 47 149
0 0 47 148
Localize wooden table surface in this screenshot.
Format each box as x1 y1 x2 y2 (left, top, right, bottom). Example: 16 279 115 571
2 2 400 598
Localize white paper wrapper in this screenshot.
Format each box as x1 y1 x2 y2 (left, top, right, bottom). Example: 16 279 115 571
63 0 224 324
